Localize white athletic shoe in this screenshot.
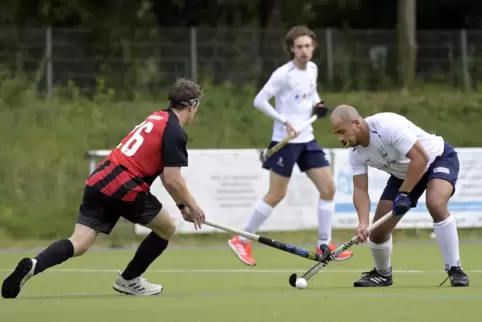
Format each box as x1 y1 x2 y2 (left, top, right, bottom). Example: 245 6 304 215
2 257 37 299
113 272 163 296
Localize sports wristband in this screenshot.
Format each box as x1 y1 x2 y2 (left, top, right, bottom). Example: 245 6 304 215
176 203 186 210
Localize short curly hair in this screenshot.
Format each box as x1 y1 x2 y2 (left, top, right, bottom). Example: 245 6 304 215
168 78 203 109
284 26 317 59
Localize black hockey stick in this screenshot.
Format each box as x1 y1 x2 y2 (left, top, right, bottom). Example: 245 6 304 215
204 219 330 262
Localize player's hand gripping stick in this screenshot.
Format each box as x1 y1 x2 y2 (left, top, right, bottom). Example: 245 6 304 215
259 101 329 163
288 211 393 288
204 219 331 263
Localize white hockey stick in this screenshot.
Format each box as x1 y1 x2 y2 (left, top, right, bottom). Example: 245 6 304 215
288 211 394 287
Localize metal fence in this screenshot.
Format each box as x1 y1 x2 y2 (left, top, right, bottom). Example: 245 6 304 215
0 27 481 96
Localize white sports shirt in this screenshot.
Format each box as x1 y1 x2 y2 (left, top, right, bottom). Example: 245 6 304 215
253 61 321 143
349 112 445 180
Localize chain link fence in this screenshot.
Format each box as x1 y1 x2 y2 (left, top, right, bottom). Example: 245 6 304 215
0 27 480 96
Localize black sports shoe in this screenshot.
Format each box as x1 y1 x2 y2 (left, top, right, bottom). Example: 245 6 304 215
1 258 37 299
354 268 393 287
442 266 469 287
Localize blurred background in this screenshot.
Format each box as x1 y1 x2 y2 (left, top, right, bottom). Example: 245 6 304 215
1 0 482 95
1 0 482 247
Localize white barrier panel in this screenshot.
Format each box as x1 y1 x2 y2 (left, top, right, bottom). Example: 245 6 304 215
86 147 482 235
143 149 321 234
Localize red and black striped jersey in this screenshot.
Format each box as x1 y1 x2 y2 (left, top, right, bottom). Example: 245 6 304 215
85 108 188 202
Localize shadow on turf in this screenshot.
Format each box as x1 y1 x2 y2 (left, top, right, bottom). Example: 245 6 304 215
13 292 482 301
16 293 131 300
9 281 469 300
313 284 447 289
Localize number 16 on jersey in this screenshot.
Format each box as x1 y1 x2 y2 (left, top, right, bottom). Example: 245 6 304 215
116 120 154 157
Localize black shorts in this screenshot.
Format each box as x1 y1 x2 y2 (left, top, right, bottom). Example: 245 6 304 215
77 186 162 234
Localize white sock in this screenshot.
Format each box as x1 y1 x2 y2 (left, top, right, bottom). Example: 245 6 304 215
433 215 461 270
317 199 334 248
368 235 392 276
239 200 273 243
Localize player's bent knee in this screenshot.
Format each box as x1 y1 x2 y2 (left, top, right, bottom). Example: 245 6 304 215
150 223 176 240
426 198 450 222
146 211 176 240
368 232 391 244
369 216 400 243
264 189 286 207
369 201 399 244
264 171 289 206
69 238 94 257
69 224 98 257
71 243 90 257
265 182 288 206
319 182 335 200
426 179 453 222
306 167 335 200
161 219 176 239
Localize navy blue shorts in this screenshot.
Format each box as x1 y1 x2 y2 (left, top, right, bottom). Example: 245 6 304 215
262 140 330 177
380 142 459 207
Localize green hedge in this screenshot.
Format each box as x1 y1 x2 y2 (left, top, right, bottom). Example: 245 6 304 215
1 80 482 238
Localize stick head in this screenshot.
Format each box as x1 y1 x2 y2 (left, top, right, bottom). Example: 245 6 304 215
319 244 331 261
289 273 298 287
258 149 268 162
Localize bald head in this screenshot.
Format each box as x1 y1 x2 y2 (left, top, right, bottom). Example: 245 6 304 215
329 105 367 148
329 104 361 123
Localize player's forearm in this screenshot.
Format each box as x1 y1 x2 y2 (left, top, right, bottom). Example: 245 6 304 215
162 176 199 209
253 92 287 123
353 188 371 225
312 92 322 107
399 157 428 193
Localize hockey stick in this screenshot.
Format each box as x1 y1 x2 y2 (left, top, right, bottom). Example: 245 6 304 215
288 211 393 287
204 219 331 263
259 114 318 162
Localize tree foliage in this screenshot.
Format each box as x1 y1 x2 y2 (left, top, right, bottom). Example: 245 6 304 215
0 0 479 29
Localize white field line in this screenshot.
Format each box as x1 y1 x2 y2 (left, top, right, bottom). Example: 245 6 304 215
1 268 482 274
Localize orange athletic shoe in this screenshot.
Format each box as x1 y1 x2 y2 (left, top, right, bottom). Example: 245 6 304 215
228 235 256 266
316 242 353 261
